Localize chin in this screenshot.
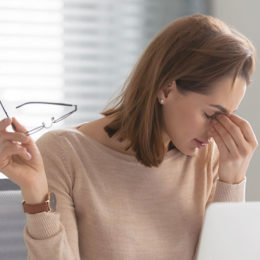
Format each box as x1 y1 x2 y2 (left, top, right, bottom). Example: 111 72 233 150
176 143 200 157
182 149 198 157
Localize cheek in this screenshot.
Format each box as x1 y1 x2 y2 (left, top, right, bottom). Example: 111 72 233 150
163 109 195 137
194 113 208 127
184 113 208 133
162 103 207 136
164 105 198 126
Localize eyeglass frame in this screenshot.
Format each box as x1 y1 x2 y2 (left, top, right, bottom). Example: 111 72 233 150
0 101 77 135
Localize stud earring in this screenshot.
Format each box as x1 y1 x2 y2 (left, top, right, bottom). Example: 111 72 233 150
159 99 165 104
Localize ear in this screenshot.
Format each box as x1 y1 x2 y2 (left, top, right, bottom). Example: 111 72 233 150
157 80 177 103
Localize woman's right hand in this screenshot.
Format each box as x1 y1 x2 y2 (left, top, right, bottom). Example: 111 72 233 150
0 117 48 204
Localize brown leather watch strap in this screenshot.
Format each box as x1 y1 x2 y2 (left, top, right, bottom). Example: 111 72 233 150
22 192 55 214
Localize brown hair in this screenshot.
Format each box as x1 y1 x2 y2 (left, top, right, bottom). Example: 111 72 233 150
102 14 256 167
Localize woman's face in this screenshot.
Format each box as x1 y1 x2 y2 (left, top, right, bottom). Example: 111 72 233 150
158 76 247 156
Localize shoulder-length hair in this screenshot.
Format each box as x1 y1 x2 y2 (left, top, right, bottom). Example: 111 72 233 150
101 14 256 167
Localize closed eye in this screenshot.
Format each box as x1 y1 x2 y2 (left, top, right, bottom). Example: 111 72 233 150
204 112 223 120
204 113 215 120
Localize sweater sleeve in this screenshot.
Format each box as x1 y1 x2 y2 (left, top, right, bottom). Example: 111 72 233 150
206 140 246 206
23 131 80 260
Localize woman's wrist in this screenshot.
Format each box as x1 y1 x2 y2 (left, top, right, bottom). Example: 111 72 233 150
21 182 48 204
218 176 245 185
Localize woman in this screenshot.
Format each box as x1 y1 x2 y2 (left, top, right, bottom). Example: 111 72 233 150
0 14 258 259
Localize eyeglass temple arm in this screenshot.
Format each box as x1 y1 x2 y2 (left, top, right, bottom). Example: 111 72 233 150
0 100 17 131
16 102 77 109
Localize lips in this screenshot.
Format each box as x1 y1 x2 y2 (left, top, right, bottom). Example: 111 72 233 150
195 139 209 145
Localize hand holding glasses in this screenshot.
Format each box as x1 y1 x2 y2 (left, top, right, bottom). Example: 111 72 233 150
0 101 77 135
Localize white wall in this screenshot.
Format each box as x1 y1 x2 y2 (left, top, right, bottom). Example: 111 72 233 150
211 0 260 200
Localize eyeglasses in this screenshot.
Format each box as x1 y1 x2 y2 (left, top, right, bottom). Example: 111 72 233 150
0 101 77 135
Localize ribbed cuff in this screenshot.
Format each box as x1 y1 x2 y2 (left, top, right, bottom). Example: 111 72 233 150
213 178 246 202
25 212 61 239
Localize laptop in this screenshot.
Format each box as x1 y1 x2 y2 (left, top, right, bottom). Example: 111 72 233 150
195 202 260 260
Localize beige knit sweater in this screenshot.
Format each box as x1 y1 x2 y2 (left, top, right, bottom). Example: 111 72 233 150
23 126 246 260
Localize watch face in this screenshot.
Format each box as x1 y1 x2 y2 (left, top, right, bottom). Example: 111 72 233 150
49 192 57 211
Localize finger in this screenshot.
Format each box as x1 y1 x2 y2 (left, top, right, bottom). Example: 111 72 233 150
228 114 258 145
209 125 229 154
11 117 38 157
0 118 12 131
0 131 29 143
215 114 245 148
211 119 238 154
0 142 32 162
11 117 34 144
11 117 28 133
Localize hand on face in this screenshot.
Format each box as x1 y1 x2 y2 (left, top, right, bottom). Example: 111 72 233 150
208 113 258 184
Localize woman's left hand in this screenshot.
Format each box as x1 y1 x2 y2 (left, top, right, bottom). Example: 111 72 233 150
209 113 258 184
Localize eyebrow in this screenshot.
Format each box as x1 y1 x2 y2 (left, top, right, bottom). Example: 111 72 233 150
209 104 237 114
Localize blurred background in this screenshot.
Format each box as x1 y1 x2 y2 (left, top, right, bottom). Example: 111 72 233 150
0 0 259 200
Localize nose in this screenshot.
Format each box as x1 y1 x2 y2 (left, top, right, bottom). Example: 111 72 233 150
205 130 214 143
203 125 213 143
207 130 213 139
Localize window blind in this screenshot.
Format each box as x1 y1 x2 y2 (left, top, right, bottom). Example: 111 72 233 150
0 0 63 141
0 0 209 178
63 0 210 126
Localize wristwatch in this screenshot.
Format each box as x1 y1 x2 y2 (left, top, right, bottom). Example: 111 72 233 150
22 192 56 214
